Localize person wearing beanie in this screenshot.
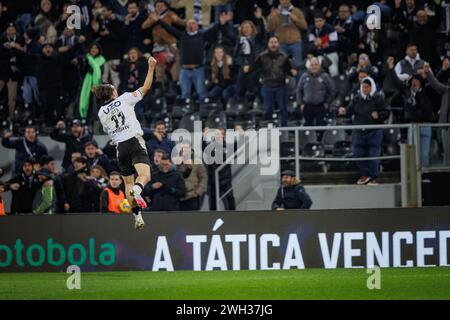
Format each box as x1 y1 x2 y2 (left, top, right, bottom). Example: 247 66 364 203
338 76 390 185
272 170 312 210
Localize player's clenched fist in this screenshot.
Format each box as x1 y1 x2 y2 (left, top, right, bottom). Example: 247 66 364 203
148 56 157 69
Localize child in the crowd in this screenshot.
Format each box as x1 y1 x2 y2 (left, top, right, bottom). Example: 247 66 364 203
100 171 129 214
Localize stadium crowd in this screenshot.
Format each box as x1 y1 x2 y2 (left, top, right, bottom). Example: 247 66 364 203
0 0 450 214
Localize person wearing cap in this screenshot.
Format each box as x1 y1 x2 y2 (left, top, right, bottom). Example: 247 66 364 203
2 125 48 174
388 57 438 167
50 119 93 171
272 170 312 211
5 157 40 214
32 168 56 214
338 75 390 185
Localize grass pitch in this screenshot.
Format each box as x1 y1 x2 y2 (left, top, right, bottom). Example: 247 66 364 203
1 267 450 300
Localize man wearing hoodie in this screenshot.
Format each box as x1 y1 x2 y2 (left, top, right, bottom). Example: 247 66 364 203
2 126 48 173
272 170 312 211
5 157 40 214
339 77 390 185
144 154 186 211
297 57 336 126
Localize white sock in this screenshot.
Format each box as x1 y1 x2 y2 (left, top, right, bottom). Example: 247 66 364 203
132 184 143 196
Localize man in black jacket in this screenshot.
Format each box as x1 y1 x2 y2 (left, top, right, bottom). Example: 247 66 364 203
339 77 390 185
2 126 48 173
144 154 186 211
50 119 93 171
244 36 297 126
157 11 232 101
6 157 40 214
272 170 312 211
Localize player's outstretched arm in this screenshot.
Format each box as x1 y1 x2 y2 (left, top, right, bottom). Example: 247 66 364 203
139 57 157 97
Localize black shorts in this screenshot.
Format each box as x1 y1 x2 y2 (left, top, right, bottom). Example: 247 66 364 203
116 136 150 176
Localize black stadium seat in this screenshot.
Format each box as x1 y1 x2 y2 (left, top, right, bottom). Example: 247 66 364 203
299 130 318 151
178 113 201 132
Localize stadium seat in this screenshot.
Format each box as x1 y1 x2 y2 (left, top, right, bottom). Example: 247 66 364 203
205 111 227 129
178 113 201 132
332 74 350 99
225 96 248 118
383 128 401 145
172 97 194 118
280 141 296 158
301 142 326 172
199 97 223 119
322 129 348 151
298 130 318 151
329 140 356 172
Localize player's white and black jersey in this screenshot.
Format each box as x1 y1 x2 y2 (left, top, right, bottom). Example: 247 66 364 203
98 90 149 176
98 90 144 145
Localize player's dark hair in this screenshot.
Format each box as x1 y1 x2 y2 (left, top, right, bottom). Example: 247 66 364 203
406 43 417 49
155 121 166 127
93 85 115 103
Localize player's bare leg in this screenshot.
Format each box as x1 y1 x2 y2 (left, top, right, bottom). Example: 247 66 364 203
123 174 145 230
130 163 151 209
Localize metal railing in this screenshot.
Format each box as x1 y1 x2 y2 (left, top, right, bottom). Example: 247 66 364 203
214 123 450 211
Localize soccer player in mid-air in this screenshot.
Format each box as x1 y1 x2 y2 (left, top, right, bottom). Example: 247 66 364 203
95 56 157 230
